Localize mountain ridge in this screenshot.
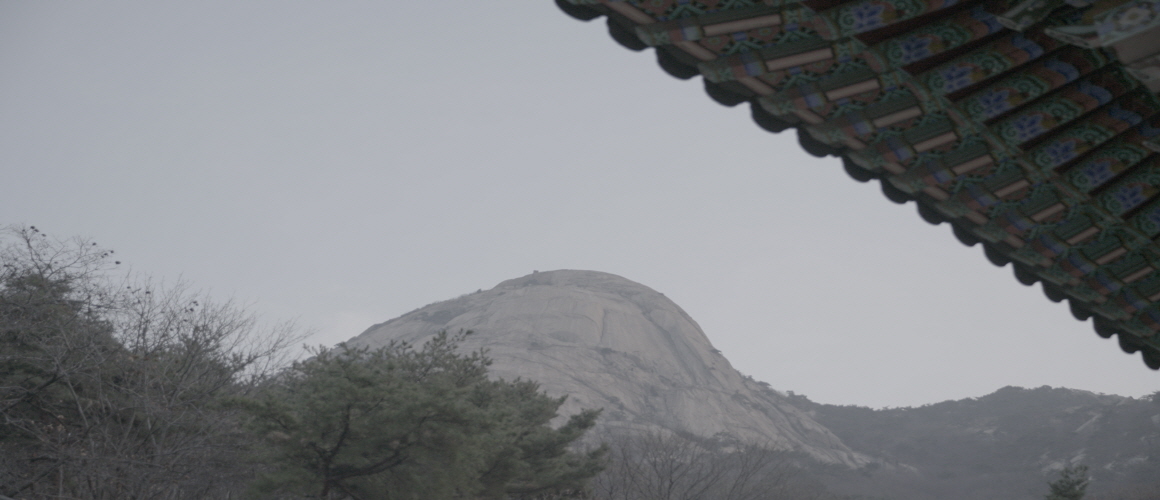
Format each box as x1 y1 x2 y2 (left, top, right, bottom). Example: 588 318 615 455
346 269 1160 499
348 269 872 468
792 385 1160 499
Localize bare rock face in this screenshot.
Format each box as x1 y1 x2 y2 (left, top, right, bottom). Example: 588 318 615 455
347 270 870 467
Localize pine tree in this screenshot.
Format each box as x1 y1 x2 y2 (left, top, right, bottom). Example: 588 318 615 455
242 330 605 499
1045 465 1089 500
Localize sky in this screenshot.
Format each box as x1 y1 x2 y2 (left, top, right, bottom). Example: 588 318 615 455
3 1 1157 409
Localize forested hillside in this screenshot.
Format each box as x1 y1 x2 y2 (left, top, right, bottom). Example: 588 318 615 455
789 386 1160 500
0 228 602 500
8 226 1154 500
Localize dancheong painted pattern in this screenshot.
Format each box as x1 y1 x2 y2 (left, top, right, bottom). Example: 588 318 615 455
556 0 1160 370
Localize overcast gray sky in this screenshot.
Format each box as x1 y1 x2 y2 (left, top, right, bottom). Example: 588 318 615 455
4 1 1157 408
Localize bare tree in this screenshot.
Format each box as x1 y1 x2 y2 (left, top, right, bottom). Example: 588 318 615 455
591 430 834 500
0 226 304 499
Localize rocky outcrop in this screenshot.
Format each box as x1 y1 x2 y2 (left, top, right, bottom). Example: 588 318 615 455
347 270 871 467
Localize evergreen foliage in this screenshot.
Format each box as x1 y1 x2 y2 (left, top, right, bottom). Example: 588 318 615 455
1 227 605 499
1046 465 1089 500
0 226 302 498
242 330 606 500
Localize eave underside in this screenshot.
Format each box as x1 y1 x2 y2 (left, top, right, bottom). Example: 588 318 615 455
558 0 1160 370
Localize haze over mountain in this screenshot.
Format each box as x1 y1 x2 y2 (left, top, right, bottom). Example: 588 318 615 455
348 269 871 468
796 386 1160 500
345 269 1160 499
